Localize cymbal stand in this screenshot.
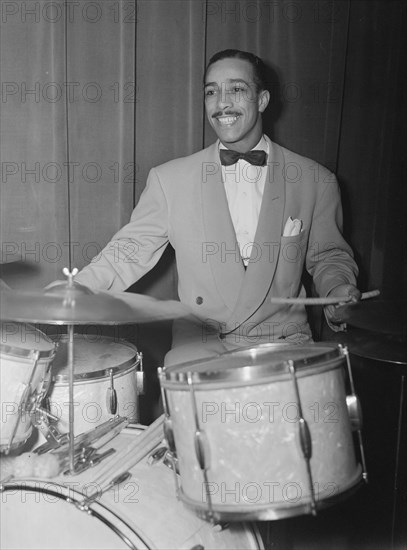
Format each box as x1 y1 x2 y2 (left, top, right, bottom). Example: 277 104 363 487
67 322 75 472
62 267 77 474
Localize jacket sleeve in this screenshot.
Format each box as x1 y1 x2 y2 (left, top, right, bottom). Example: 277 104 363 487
306 173 358 297
74 167 169 291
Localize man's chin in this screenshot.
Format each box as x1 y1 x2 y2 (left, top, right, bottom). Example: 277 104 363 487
213 129 241 145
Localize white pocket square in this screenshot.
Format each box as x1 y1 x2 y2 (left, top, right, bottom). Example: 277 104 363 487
283 216 303 237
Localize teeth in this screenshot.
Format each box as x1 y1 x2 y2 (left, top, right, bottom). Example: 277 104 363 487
217 116 239 125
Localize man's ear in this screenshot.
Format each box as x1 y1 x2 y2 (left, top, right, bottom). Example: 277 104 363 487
258 89 270 113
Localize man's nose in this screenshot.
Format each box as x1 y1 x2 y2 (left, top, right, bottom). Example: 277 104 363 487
217 85 233 108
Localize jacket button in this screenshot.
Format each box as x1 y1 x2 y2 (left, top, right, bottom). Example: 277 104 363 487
196 296 203 305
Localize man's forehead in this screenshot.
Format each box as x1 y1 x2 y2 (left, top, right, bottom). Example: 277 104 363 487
204 58 255 84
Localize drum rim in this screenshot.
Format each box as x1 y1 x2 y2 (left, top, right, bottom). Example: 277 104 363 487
0 480 147 550
178 466 364 522
163 343 344 385
0 323 56 358
0 343 56 360
50 334 140 382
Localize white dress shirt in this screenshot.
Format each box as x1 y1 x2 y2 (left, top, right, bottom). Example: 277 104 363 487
220 136 269 265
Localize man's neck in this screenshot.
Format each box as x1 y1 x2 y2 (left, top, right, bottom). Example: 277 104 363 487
219 134 265 153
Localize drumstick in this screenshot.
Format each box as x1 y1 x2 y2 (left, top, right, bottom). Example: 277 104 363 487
269 289 380 306
89 414 164 491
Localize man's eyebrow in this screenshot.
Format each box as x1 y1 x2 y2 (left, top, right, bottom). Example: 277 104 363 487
203 78 251 89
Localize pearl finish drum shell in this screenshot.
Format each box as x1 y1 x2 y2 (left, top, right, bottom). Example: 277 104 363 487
0 429 263 550
161 343 363 520
46 335 140 435
0 323 55 451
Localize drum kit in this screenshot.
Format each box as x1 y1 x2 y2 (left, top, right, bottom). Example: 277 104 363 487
0 267 404 549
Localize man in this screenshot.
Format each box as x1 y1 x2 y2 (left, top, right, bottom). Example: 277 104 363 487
75 49 360 365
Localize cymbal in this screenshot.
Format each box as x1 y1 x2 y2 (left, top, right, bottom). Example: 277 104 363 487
329 328 406 367
334 300 406 336
0 282 191 325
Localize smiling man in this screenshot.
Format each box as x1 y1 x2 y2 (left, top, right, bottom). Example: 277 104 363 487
75 49 360 365
204 55 269 152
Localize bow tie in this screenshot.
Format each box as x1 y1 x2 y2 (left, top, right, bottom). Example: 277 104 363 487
219 149 267 167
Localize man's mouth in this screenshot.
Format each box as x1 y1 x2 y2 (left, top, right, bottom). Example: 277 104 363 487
214 114 241 126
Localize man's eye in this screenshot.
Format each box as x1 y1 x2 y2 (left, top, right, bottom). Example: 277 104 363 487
232 86 245 92
204 89 217 97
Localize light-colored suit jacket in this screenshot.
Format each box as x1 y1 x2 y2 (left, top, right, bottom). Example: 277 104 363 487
75 136 358 345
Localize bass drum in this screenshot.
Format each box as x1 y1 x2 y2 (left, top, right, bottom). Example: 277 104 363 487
0 429 263 550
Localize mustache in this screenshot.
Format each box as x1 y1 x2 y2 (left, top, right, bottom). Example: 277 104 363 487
212 111 241 118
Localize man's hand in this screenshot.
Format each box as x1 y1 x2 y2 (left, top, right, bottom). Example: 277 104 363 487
324 284 361 325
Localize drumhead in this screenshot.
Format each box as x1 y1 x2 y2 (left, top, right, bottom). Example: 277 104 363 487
51 334 139 381
1 431 263 550
163 343 344 386
0 322 55 359
0 482 140 550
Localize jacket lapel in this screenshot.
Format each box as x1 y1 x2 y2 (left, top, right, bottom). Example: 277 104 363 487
230 138 286 324
201 142 245 313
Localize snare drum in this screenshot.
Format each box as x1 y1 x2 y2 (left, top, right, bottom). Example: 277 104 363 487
160 343 364 521
45 334 141 435
0 429 263 550
0 323 55 452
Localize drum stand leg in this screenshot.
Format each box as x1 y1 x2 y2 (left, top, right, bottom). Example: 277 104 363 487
341 345 368 483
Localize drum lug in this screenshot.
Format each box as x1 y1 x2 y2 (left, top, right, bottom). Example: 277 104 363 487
106 369 118 415
147 445 167 465
163 451 181 497
346 394 363 431
136 352 145 395
287 359 317 516
187 372 215 523
163 451 180 475
38 366 53 403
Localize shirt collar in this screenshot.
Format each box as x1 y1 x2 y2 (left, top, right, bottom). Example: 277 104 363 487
218 135 268 154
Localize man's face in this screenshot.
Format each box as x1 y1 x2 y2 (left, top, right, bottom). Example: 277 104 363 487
204 58 269 153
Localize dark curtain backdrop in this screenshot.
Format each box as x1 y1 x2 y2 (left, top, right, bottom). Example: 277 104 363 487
1 0 405 312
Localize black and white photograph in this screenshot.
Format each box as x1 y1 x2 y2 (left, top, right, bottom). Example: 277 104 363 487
1 1 406 549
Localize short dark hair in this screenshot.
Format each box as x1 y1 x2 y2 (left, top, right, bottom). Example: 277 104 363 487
204 49 267 92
